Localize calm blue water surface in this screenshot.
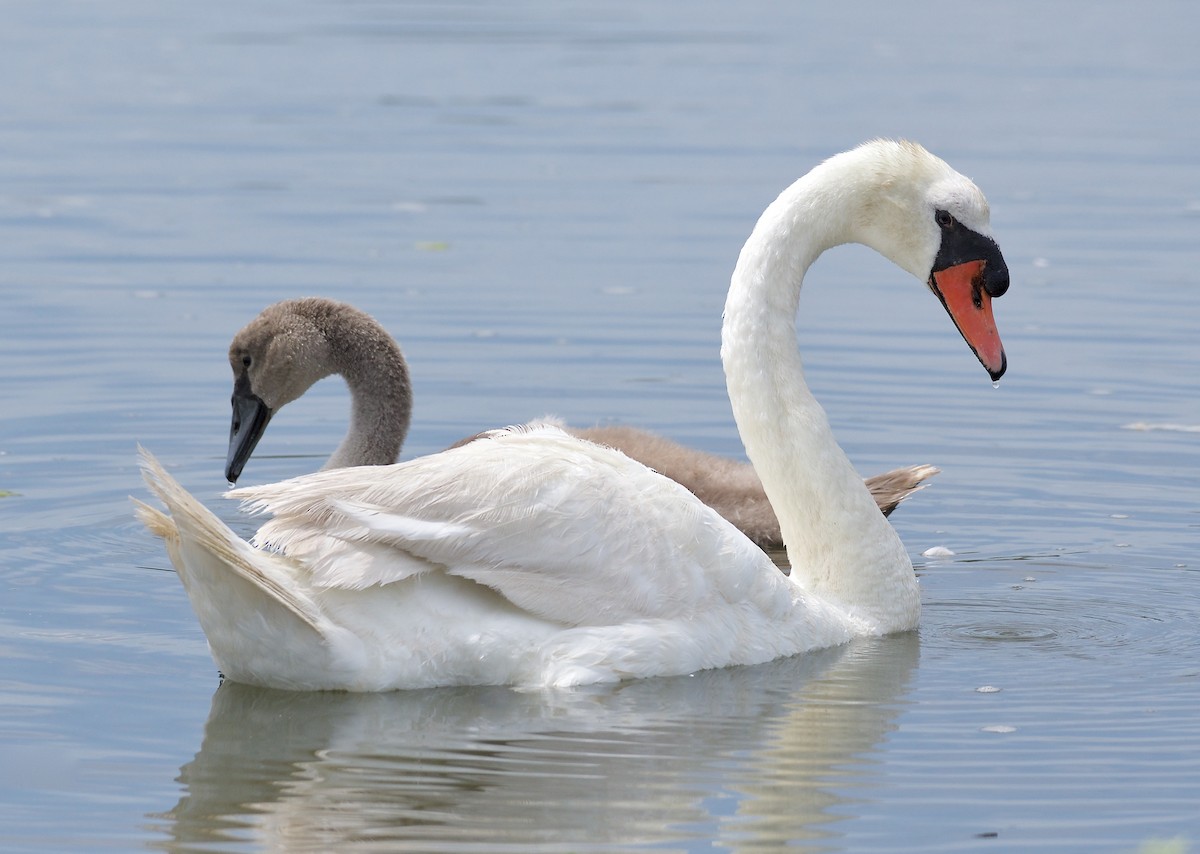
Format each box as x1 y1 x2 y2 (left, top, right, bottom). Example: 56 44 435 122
1 1 1198 851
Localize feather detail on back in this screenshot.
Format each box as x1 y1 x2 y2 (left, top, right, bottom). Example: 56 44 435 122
227 424 789 628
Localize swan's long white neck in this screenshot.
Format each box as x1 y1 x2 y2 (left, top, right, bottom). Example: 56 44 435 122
721 152 920 632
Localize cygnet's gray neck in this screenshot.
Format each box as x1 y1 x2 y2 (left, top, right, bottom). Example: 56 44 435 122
321 314 412 470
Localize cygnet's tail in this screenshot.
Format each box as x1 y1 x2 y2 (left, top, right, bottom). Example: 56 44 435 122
866 464 940 518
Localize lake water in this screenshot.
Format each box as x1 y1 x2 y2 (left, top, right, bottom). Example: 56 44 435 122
1 0 1198 851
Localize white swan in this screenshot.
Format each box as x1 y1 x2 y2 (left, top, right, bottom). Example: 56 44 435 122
136 139 1008 691
222 297 937 547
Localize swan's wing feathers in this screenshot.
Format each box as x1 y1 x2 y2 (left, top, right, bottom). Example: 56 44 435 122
228 452 473 589
333 488 723 626
228 426 779 626
340 429 779 625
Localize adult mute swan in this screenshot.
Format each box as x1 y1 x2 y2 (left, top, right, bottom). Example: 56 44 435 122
136 139 1008 691
223 297 936 547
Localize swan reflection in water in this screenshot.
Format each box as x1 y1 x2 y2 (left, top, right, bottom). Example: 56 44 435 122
153 634 918 851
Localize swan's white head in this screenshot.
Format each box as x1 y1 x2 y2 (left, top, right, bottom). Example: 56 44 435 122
835 140 1009 379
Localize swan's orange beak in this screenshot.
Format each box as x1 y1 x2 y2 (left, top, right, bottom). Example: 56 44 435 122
929 260 1007 381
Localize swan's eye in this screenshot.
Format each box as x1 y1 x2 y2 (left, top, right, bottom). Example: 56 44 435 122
935 209 955 229
242 355 252 368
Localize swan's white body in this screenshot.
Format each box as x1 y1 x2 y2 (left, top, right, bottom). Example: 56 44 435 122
137 139 1007 691
140 429 851 690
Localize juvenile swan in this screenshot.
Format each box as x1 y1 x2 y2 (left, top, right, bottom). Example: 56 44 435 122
136 140 1009 691
222 298 936 546
224 299 412 483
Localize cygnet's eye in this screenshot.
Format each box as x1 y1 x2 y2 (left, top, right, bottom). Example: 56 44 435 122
935 209 955 229
242 354 252 368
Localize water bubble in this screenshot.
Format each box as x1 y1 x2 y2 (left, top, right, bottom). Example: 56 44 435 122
980 725 1017 734
991 380 1000 390
922 546 955 558
976 685 1002 694
1124 422 1200 433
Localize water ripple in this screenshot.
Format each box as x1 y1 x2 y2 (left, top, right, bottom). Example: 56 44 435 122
923 564 1200 667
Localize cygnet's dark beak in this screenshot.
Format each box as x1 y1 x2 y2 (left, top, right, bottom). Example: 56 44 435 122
226 375 273 484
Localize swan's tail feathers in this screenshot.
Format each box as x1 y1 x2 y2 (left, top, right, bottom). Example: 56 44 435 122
132 495 188 571
136 447 326 634
132 497 177 544
867 464 940 518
